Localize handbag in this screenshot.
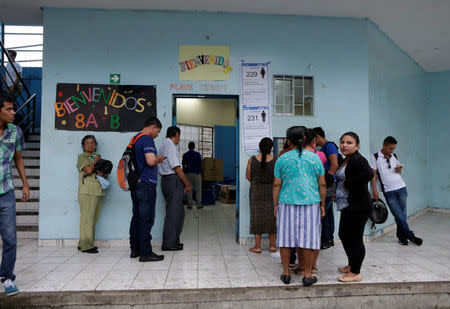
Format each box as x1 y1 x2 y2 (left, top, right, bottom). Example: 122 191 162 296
369 198 388 228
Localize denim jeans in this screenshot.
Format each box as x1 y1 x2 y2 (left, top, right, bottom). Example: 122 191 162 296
321 196 335 242
129 181 157 257
0 190 17 283
383 187 413 241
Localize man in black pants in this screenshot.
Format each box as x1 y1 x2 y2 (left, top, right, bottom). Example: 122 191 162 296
129 117 166 262
159 126 192 251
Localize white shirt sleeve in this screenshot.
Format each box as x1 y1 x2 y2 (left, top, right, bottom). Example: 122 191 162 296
369 154 377 170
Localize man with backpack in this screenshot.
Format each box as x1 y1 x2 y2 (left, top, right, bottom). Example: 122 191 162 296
370 136 423 246
314 127 339 249
128 117 166 262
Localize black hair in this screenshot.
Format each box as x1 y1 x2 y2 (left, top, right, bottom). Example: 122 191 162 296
143 117 162 129
313 127 325 138
283 140 289 150
166 126 181 138
81 135 97 150
304 128 317 146
188 141 195 150
383 136 397 145
259 137 274 168
0 94 13 109
8 50 17 58
340 131 360 145
286 126 305 158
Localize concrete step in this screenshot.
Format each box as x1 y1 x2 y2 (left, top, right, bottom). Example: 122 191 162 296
17 231 39 239
15 189 39 200
14 178 40 187
28 135 40 142
16 159 40 166
12 168 40 177
0 281 448 308
22 150 40 157
16 215 39 225
24 142 40 149
16 202 39 212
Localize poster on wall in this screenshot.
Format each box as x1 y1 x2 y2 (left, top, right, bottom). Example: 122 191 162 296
54 83 156 132
242 106 272 152
179 45 231 81
241 62 272 152
241 62 270 108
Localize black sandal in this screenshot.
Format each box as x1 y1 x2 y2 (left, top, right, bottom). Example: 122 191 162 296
280 274 291 284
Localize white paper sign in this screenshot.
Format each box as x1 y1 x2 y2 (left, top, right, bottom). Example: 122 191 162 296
241 63 270 108
242 106 272 152
241 62 272 152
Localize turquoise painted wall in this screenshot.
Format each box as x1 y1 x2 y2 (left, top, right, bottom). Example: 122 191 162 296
427 71 450 209
40 8 372 241
367 21 429 233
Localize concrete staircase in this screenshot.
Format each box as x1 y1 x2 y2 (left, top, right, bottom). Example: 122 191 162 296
13 134 40 239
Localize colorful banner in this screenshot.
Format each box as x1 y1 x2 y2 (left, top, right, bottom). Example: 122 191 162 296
179 45 230 81
54 83 156 132
241 62 272 152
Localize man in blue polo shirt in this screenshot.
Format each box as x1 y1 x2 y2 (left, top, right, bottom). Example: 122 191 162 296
182 142 203 209
129 117 166 262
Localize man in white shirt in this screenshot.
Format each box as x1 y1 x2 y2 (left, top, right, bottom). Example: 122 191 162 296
2 50 22 99
370 136 422 246
158 126 192 251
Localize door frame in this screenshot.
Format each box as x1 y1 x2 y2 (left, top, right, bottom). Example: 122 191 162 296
172 94 240 242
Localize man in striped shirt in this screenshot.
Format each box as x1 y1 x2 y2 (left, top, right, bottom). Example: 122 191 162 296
0 94 29 296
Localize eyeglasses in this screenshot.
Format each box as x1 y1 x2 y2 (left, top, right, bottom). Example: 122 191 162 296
385 157 391 169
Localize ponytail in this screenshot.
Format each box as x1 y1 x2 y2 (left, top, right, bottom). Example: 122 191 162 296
286 126 306 158
258 137 274 168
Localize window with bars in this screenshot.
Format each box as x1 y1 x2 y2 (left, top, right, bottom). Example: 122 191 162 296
178 124 214 158
274 75 313 116
273 137 287 157
3 25 43 67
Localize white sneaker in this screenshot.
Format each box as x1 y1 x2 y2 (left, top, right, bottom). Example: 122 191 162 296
3 279 19 296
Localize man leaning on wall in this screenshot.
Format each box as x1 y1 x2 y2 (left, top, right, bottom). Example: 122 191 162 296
370 136 423 246
0 94 29 296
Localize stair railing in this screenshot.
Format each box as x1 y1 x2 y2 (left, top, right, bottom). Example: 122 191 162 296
0 40 37 137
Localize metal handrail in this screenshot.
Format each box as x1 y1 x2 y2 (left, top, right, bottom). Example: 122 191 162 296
1 40 38 136
0 40 32 97
15 93 36 114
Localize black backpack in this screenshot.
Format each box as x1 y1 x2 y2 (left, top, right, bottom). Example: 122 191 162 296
322 141 343 187
369 198 389 228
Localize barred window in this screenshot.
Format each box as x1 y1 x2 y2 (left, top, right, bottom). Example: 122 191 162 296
178 124 214 158
274 75 313 116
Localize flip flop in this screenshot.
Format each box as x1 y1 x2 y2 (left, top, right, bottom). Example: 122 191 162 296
249 247 262 253
269 247 277 252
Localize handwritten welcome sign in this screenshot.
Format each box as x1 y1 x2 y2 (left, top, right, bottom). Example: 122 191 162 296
54 83 156 132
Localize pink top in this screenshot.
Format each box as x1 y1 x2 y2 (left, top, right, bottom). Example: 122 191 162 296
306 149 327 167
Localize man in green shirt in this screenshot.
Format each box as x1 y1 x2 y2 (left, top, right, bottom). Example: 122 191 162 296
0 94 29 296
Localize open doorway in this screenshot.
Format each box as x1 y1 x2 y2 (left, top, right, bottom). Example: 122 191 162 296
172 94 240 242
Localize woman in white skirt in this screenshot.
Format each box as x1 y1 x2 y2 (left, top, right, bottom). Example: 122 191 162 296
273 126 326 286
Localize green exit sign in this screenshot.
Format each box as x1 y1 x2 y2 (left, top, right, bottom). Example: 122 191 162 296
110 74 120 85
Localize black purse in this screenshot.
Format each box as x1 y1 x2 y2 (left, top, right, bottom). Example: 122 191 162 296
94 159 113 175
369 198 388 228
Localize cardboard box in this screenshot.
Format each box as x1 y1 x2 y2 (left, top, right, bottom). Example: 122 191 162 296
219 185 236 204
201 158 223 182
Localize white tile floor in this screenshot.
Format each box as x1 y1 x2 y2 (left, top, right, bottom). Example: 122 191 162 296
3 204 450 292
